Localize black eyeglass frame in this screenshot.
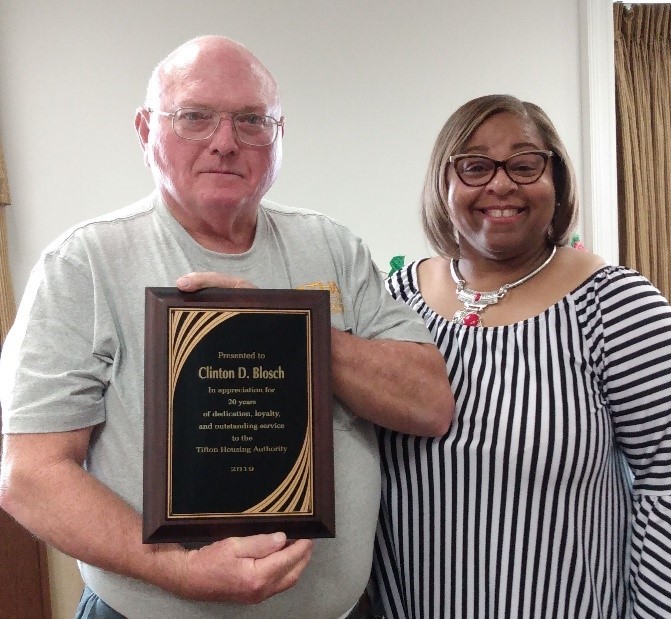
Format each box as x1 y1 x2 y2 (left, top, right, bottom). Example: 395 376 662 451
146 107 284 146
448 150 554 187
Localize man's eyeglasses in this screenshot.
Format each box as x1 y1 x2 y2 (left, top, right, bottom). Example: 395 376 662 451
449 150 553 187
147 107 284 146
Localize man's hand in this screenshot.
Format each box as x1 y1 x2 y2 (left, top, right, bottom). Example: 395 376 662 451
164 534 313 603
177 272 256 291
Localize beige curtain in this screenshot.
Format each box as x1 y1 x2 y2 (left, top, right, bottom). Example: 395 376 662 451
614 4 671 300
0 140 16 345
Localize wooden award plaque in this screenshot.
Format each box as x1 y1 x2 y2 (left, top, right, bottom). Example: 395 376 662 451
142 288 334 543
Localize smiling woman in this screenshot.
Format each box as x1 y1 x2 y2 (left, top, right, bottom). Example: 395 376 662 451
372 93 671 618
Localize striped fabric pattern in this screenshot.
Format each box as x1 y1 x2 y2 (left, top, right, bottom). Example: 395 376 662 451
373 262 671 619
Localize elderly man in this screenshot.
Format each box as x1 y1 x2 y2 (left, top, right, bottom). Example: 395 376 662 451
0 36 453 618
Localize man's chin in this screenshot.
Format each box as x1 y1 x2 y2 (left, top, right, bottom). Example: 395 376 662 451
194 195 261 217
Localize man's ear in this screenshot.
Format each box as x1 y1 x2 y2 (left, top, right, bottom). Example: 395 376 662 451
135 108 151 167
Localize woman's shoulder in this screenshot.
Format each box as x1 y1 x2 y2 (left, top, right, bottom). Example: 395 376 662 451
415 255 449 285
553 246 607 286
559 246 657 292
571 260 666 301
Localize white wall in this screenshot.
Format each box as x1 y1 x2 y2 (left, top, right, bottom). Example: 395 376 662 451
0 1 583 616
0 0 582 298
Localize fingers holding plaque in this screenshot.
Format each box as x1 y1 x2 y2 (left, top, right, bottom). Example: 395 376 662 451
143 288 334 543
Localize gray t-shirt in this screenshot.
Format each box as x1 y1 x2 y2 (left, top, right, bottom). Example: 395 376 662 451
1 192 433 619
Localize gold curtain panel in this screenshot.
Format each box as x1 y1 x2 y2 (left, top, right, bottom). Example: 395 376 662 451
614 3 671 300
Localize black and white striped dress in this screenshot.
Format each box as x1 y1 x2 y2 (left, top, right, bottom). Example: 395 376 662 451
373 262 671 618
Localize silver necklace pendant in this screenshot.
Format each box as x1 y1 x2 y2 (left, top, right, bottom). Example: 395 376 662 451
450 245 557 327
452 281 509 327
455 283 508 307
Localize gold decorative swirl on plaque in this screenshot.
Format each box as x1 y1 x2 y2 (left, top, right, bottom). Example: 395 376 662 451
244 426 313 514
169 309 237 387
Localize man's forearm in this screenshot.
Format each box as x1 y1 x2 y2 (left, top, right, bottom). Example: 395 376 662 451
330 328 454 436
0 436 181 592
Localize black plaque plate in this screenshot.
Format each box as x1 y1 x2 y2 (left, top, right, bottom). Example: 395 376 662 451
143 288 334 543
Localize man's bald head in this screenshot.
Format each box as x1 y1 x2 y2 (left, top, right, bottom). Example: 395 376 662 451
144 36 280 114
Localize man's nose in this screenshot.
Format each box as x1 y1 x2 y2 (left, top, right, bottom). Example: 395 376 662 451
209 114 239 155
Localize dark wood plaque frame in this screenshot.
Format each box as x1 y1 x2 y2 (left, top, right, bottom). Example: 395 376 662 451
143 288 334 543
